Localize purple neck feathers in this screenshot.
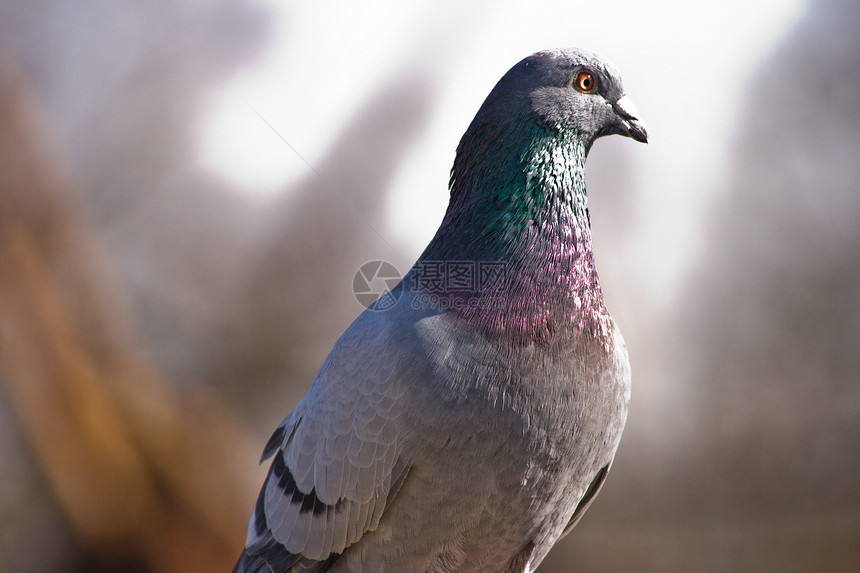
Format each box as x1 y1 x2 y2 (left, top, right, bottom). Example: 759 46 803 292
413 123 611 347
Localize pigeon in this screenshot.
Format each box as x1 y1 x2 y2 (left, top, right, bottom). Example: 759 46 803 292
234 48 647 573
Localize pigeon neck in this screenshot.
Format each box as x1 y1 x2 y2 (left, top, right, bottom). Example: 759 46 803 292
416 122 611 346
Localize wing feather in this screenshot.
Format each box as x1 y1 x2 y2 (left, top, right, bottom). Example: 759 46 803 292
235 314 412 572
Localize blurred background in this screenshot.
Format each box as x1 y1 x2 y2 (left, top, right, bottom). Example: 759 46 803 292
1 0 858 571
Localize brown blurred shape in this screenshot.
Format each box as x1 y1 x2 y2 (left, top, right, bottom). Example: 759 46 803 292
0 60 262 572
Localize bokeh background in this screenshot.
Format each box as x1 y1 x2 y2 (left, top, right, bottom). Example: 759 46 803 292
1 0 859 571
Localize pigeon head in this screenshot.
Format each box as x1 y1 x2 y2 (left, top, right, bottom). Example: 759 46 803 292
421 48 646 343
444 48 647 225
526 48 648 145
469 48 648 151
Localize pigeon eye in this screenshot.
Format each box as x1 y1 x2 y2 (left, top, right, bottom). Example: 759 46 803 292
573 71 597 93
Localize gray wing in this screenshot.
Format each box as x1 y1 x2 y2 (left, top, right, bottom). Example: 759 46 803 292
558 463 610 540
235 313 412 573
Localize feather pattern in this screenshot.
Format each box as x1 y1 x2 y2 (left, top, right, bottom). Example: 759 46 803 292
240 315 411 569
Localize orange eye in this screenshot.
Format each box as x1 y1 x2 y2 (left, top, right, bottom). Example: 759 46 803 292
573 70 596 93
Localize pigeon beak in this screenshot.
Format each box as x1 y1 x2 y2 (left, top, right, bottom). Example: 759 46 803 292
611 96 648 143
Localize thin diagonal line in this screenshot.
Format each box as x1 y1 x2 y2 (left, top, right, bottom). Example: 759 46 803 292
253 108 393 250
